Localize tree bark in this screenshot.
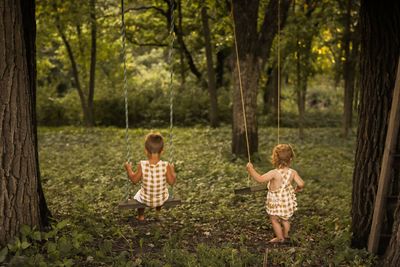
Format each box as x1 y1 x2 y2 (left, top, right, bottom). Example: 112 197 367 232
383 138 400 265
231 0 291 156
201 4 219 127
351 0 400 251
0 0 50 246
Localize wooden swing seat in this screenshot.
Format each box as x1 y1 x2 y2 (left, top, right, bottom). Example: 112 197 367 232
118 195 182 210
234 184 267 195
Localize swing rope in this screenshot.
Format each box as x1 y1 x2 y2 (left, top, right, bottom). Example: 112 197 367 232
167 0 176 196
232 0 282 149
121 0 131 163
120 0 133 201
231 4 251 164
277 0 281 144
167 1 176 164
231 3 252 187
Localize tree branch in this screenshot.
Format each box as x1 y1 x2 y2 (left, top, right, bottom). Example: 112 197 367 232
126 34 168 47
124 5 167 16
258 0 292 63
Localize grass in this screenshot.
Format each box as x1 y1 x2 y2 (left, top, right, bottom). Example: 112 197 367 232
3 126 376 266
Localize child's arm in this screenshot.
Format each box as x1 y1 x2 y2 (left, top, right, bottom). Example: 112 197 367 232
166 163 176 185
246 163 275 183
292 170 305 192
124 162 142 184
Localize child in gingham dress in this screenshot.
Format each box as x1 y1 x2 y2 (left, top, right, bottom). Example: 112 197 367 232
246 144 304 243
125 132 176 221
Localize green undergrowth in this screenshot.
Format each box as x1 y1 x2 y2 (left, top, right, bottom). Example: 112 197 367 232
1 127 376 266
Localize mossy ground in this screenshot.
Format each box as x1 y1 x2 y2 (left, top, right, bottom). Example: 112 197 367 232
2 127 376 266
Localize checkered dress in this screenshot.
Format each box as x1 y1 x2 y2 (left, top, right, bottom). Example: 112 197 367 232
266 169 297 220
138 160 169 207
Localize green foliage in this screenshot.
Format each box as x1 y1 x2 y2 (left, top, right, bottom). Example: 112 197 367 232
3 220 96 266
2 126 377 265
35 0 351 128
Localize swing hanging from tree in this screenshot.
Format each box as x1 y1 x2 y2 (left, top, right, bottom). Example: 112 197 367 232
118 0 181 210
233 0 284 195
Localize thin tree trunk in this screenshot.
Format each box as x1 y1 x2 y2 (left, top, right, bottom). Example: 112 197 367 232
295 1 315 140
55 21 90 125
263 64 279 117
296 45 305 139
351 0 400 250
201 4 219 127
343 0 357 138
216 47 230 88
177 0 185 88
296 37 310 140
0 0 50 246
87 0 97 126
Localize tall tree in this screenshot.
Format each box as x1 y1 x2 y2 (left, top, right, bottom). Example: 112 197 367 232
351 0 400 260
53 0 97 126
231 0 291 156
293 0 319 139
201 2 219 127
342 0 359 138
0 0 50 246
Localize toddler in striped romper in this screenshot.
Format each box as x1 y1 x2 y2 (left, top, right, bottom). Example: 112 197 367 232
246 144 305 243
124 132 176 221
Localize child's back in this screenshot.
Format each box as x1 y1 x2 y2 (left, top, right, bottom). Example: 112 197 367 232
139 160 169 207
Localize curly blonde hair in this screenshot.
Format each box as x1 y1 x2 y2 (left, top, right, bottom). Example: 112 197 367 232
271 144 295 168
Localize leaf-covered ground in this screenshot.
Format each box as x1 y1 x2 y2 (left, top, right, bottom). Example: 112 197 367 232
33 126 376 266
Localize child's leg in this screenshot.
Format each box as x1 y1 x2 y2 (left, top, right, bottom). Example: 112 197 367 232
155 206 162 212
281 219 290 238
269 215 284 242
137 208 145 221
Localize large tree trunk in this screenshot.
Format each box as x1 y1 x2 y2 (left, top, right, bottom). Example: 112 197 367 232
231 0 259 156
0 0 50 246
201 4 219 127
351 0 400 250
232 55 260 155
231 0 291 156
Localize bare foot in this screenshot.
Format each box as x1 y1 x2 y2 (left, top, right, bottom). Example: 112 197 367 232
137 215 145 221
268 237 285 243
